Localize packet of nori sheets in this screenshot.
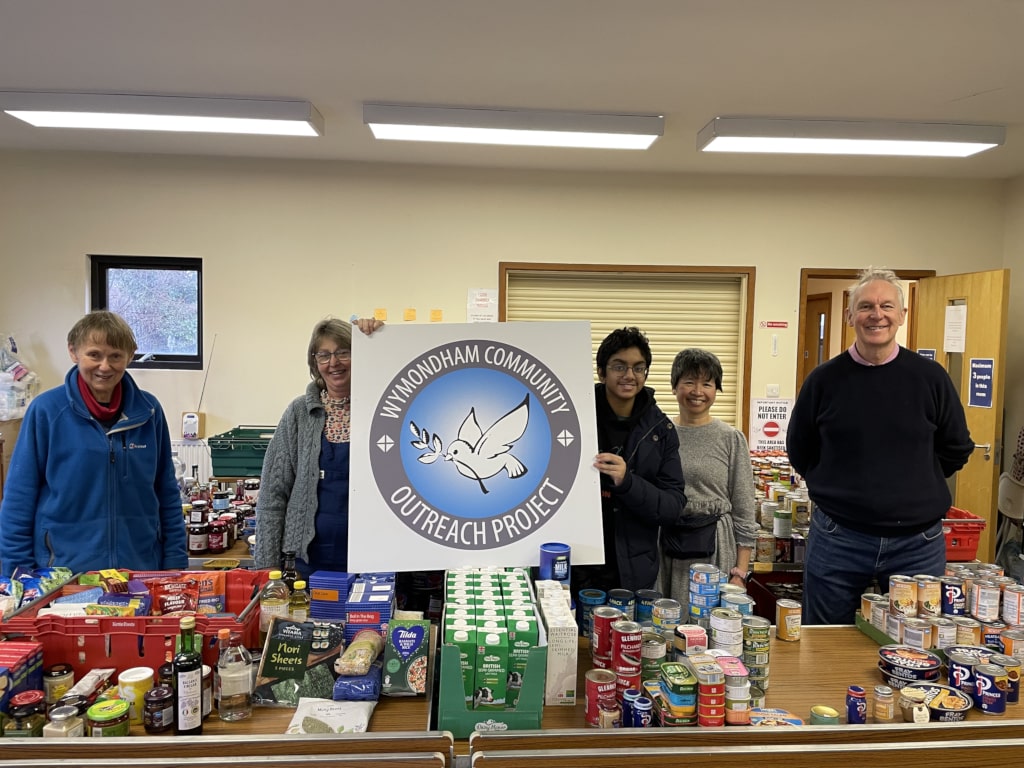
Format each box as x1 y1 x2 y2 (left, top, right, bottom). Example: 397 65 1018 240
252 616 345 707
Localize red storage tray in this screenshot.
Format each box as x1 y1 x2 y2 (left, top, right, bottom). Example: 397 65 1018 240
1 569 267 678
943 506 986 562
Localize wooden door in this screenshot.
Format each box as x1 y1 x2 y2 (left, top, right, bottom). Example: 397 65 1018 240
798 293 832 391
914 269 1010 562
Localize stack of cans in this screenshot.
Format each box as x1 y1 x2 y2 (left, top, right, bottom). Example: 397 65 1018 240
683 653 726 727
742 615 772 695
708 607 744 655
687 563 722 626
651 597 682 644
719 655 752 724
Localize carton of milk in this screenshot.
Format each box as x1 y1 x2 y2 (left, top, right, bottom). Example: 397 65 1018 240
443 625 477 704
474 628 509 710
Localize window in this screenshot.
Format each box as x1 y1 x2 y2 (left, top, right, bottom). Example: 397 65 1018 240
500 263 754 430
90 255 203 371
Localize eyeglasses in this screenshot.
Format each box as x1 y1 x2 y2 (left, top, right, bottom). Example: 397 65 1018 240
607 363 648 376
313 350 351 364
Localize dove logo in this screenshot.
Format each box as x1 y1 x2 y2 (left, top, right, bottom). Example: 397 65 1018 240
369 339 583 550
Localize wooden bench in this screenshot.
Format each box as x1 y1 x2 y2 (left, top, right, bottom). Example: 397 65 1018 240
0 731 454 767
469 736 1024 768
468 719 1024 754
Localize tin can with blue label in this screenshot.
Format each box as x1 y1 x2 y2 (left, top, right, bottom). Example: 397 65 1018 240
941 576 966 616
846 685 867 724
632 695 653 727
634 589 661 623
577 589 606 638
607 589 636 621
975 663 1008 715
539 542 571 583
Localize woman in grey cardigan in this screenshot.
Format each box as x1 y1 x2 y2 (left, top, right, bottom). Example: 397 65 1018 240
255 316 381 576
660 348 758 601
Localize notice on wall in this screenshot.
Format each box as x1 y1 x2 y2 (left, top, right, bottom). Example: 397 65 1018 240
917 349 936 361
349 321 602 572
749 398 794 452
467 288 498 323
969 358 994 409
943 305 967 353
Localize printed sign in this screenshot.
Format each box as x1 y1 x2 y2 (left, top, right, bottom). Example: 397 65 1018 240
917 349 936 360
350 321 601 571
969 358 994 409
749 398 794 451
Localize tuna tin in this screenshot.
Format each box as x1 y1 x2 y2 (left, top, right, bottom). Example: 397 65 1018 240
721 593 756 615
689 563 721 585
577 588 607 638
607 589 635 621
775 599 801 642
652 598 683 631
974 663 1008 715
742 614 771 641
640 632 667 681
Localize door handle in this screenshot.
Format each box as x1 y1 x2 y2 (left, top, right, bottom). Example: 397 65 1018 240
974 443 992 461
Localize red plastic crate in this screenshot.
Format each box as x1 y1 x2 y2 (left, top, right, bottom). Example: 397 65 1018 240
943 506 986 562
0 569 267 678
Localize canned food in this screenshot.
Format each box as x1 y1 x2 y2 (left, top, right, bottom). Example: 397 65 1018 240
591 606 623 658
1002 585 1024 626
989 654 1020 704
721 593 756 615
634 589 661 624
652 598 683 629
577 588 607 638
889 576 918 619
971 580 1001 623
607 588 636 621
947 651 978 697
860 592 887 620
930 617 956 649
610 620 643 669
775 599 801 642
902 618 932 650
975 663 1008 715
954 616 982 645
915 575 941 618
584 668 617 727
755 532 775 563
689 563 720 585
1000 628 1024 659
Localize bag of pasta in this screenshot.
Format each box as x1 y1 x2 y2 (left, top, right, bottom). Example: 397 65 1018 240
335 629 385 677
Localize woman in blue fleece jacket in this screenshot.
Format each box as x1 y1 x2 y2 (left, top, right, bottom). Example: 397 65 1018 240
0 311 187 576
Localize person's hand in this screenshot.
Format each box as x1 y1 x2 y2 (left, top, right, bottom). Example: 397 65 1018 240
352 317 384 336
594 452 627 486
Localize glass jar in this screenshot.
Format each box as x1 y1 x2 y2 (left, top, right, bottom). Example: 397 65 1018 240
187 519 209 555
54 693 90 716
43 663 75 706
86 699 131 737
202 664 213 719
43 705 85 737
207 519 227 554
899 687 929 723
189 498 209 522
143 685 175 734
212 490 231 512
873 684 895 723
9 689 47 716
5 704 45 737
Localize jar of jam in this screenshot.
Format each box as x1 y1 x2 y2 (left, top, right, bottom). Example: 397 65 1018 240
212 489 231 512
5 704 45 737
9 689 47 716
86 699 131 737
43 663 75 706
189 498 209 522
143 685 175 734
218 513 237 547
207 519 227 554
187 519 209 555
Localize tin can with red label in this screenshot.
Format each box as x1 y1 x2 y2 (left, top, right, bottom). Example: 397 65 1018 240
591 605 623 659
584 668 617 727
615 667 642 702
611 620 643 669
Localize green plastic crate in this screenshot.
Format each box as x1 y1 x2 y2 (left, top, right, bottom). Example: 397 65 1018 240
208 425 275 478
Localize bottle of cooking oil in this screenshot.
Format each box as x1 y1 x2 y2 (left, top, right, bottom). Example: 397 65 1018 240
258 570 289 645
288 580 310 623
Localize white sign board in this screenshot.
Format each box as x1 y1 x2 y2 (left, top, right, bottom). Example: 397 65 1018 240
748 398 794 451
349 321 602 571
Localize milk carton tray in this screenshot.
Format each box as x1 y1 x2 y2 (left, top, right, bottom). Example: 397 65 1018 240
208 424 276 478
0 569 267 678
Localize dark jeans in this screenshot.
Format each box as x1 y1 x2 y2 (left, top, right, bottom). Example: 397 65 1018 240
803 505 946 625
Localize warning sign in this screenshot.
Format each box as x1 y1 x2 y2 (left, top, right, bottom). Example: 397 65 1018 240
749 399 794 451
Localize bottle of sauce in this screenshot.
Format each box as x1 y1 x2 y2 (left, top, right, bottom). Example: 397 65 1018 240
258 570 290 645
173 616 203 735
289 580 310 623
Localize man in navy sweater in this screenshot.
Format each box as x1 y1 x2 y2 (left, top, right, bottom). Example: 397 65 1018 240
788 267 974 624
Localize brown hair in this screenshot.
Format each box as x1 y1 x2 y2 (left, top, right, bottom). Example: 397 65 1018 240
67 310 137 354
307 317 353 390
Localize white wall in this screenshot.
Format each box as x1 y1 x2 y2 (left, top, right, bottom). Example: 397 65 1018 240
0 150 1012 443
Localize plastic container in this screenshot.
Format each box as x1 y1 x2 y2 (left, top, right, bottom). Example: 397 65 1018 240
208 425 276 477
943 507 986 562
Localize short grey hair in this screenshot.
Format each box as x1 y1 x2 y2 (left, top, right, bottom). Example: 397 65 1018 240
307 317 352 390
670 348 723 391
849 266 905 313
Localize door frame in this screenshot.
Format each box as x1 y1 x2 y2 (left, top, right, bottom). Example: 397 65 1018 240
796 268 935 390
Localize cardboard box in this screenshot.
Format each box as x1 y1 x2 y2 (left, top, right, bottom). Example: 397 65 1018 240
538 604 577 706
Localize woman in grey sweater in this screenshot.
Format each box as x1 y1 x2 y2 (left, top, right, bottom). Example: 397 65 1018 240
255 316 381 576
660 349 758 602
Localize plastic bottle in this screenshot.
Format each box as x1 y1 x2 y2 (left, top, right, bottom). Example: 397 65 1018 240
216 628 253 721
288 580 310 623
280 551 299 592
171 451 186 501
173 616 203 735
258 570 290 645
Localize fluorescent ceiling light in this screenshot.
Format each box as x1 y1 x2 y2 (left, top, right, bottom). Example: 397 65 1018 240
364 104 663 150
0 92 324 136
698 117 1004 158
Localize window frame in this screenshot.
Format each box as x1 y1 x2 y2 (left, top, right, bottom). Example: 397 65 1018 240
89 254 204 371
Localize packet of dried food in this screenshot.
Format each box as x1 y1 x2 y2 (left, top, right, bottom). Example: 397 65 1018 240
381 619 431 697
336 629 385 676
145 576 200 615
253 617 346 707
285 697 375 734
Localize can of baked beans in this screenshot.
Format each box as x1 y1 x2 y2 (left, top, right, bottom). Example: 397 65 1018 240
584 669 617 727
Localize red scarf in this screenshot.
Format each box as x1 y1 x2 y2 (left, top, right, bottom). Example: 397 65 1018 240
77 373 123 421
